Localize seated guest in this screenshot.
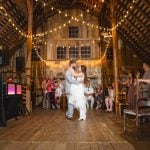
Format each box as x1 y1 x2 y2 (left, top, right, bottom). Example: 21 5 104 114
84 81 94 109
47 77 57 109
58 79 64 92
105 85 114 112
94 85 104 110
55 81 63 109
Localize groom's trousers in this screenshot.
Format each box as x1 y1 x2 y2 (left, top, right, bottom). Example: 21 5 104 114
66 95 74 118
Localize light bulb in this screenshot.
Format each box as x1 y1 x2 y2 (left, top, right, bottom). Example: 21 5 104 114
130 6 133 9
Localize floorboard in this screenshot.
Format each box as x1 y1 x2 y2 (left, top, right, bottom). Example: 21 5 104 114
0 108 149 150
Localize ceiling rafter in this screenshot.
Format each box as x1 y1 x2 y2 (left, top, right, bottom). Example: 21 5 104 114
118 29 149 60
0 0 149 61
119 26 149 57
124 19 150 43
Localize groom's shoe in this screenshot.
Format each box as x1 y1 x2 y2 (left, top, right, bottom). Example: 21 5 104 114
66 117 74 120
78 118 86 121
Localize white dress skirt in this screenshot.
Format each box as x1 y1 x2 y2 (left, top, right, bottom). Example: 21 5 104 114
69 76 87 119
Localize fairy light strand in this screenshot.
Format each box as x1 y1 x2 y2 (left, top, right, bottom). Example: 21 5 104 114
36 0 103 18
33 36 111 65
33 17 111 38
111 0 137 30
0 0 138 38
35 0 137 32
0 5 28 38
34 0 109 32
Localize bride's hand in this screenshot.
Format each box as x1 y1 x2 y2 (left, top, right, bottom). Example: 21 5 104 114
80 80 84 83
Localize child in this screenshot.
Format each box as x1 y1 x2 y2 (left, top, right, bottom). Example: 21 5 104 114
55 82 63 109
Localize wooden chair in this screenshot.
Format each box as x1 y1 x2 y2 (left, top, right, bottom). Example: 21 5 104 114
123 79 150 137
116 92 128 115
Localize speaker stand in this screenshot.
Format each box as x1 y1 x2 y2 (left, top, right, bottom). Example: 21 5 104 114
0 67 7 127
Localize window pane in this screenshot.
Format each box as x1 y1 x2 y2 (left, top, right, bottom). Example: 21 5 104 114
57 47 67 59
69 46 79 59
81 46 91 59
69 26 79 38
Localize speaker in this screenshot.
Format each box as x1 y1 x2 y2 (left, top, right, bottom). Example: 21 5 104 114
0 51 9 66
16 57 25 72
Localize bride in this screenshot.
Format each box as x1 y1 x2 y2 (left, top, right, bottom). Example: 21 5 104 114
70 65 87 120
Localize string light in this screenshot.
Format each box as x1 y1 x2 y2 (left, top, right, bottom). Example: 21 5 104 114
0 4 28 38
0 0 137 39
32 32 111 67
34 0 109 31
36 0 100 16
111 0 137 30
35 0 134 31
33 15 109 38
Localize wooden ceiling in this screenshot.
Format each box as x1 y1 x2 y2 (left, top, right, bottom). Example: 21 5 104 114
0 0 149 62
115 0 150 61
0 0 27 55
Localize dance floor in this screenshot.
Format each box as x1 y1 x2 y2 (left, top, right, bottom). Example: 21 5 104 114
0 108 149 150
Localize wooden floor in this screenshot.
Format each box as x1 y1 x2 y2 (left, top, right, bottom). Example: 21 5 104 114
0 108 150 150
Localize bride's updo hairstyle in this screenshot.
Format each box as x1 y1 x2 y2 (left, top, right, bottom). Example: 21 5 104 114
81 65 88 83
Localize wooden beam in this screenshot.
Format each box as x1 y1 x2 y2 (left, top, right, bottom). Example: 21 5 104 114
142 0 150 8
127 15 149 35
117 6 149 32
0 22 10 33
26 0 33 113
118 29 150 60
134 2 149 19
122 22 150 47
120 25 149 51
9 38 26 58
116 9 150 39
110 0 119 114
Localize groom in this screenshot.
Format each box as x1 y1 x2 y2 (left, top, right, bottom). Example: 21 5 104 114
65 60 80 120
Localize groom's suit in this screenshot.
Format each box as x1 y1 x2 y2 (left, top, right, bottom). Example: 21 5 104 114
65 68 79 118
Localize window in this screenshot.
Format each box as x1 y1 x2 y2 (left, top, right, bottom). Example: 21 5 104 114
69 26 79 38
57 47 67 59
69 46 79 59
81 46 91 59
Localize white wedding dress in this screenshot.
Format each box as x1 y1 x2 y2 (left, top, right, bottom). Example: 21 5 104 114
70 75 87 120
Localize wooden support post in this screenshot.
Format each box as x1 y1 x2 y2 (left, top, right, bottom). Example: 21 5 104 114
110 0 119 113
25 0 33 113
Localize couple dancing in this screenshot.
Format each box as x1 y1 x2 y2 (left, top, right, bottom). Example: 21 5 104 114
65 60 87 120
